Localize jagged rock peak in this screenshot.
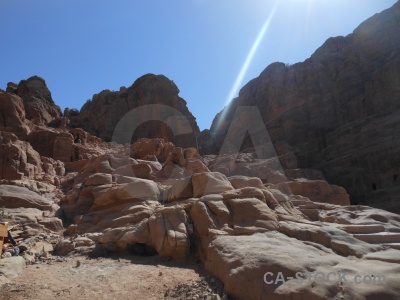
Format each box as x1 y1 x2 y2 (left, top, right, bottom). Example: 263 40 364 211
129 73 180 95
16 76 54 104
67 73 199 148
4 75 61 125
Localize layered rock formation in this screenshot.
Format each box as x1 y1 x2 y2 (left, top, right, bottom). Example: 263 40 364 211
7 76 62 125
66 74 200 148
1 4 400 298
57 139 400 299
200 1 400 213
1 76 122 168
0 76 126 265
1 71 400 298
0 91 30 140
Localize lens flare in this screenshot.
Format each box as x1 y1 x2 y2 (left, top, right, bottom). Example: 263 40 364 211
212 2 279 134
224 2 279 106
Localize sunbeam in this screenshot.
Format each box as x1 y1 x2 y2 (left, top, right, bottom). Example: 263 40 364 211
224 1 279 106
212 1 280 135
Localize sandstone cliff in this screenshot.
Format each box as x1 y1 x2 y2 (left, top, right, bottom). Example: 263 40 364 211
201 1 400 213
66 74 200 148
1 78 400 299
7 76 62 125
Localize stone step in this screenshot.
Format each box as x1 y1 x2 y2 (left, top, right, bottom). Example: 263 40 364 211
291 199 320 209
298 208 319 221
383 243 400 250
353 233 400 244
297 203 320 209
340 225 385 234
290 199 312 205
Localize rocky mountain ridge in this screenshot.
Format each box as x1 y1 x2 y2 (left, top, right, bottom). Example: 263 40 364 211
1 74 400 299
201 1 400 213
66 74 199 149
1 2 400 299
58 2 400 214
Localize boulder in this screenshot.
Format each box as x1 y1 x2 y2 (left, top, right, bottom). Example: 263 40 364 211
222 187 265 201
131 138 175 163
148 207 190 259
5 207 44 223
73 236 95 247
0 257 26 286
84 173 113 186
116 220 152 248
0 185 54 211
228 175 265 189
278 180 350 206
93 179 160 207
185 158 210 174
190 196 279 243
130 163 153 179
192 172 234 197
54 239 75 256
156 177 193 202
227 197 278 232
38 217 64 232
204 232 400 300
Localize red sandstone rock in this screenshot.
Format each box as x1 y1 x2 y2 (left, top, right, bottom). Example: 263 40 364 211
278 180 350 206
201 1 400 213
192 172 234 198
0 132 42 180
0 185 55 211
131 138 175 163
0 91 30 140
28 127 74 163
15 76 62 124
67 74 199 148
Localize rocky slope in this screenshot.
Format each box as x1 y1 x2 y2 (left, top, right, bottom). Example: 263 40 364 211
1 75 400 299
6 76 62 126
66 74 200 148
0 76 124 279
200 1 400 213
1 4 400 298
55 139 400 299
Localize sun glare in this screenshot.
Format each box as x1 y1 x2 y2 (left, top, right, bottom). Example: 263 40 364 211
224 2 279 106
212 1 280 132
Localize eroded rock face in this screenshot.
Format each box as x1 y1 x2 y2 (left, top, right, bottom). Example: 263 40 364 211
66 74 200 148
1 5 400 296
130 138 175 163
13 76 62 124
277 180 350 206
0 91 30 140
205 231 400 300
0 181 65 257
0 125 392 299
56 139 400 299
28 128 74 163
192 172 234 198
201 1 400 213
0 185 56 211
0 132 42 180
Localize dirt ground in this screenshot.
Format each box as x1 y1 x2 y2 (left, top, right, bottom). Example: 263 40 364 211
0 255 225 300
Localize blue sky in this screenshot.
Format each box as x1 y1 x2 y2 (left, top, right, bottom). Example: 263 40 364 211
0 0 397 130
